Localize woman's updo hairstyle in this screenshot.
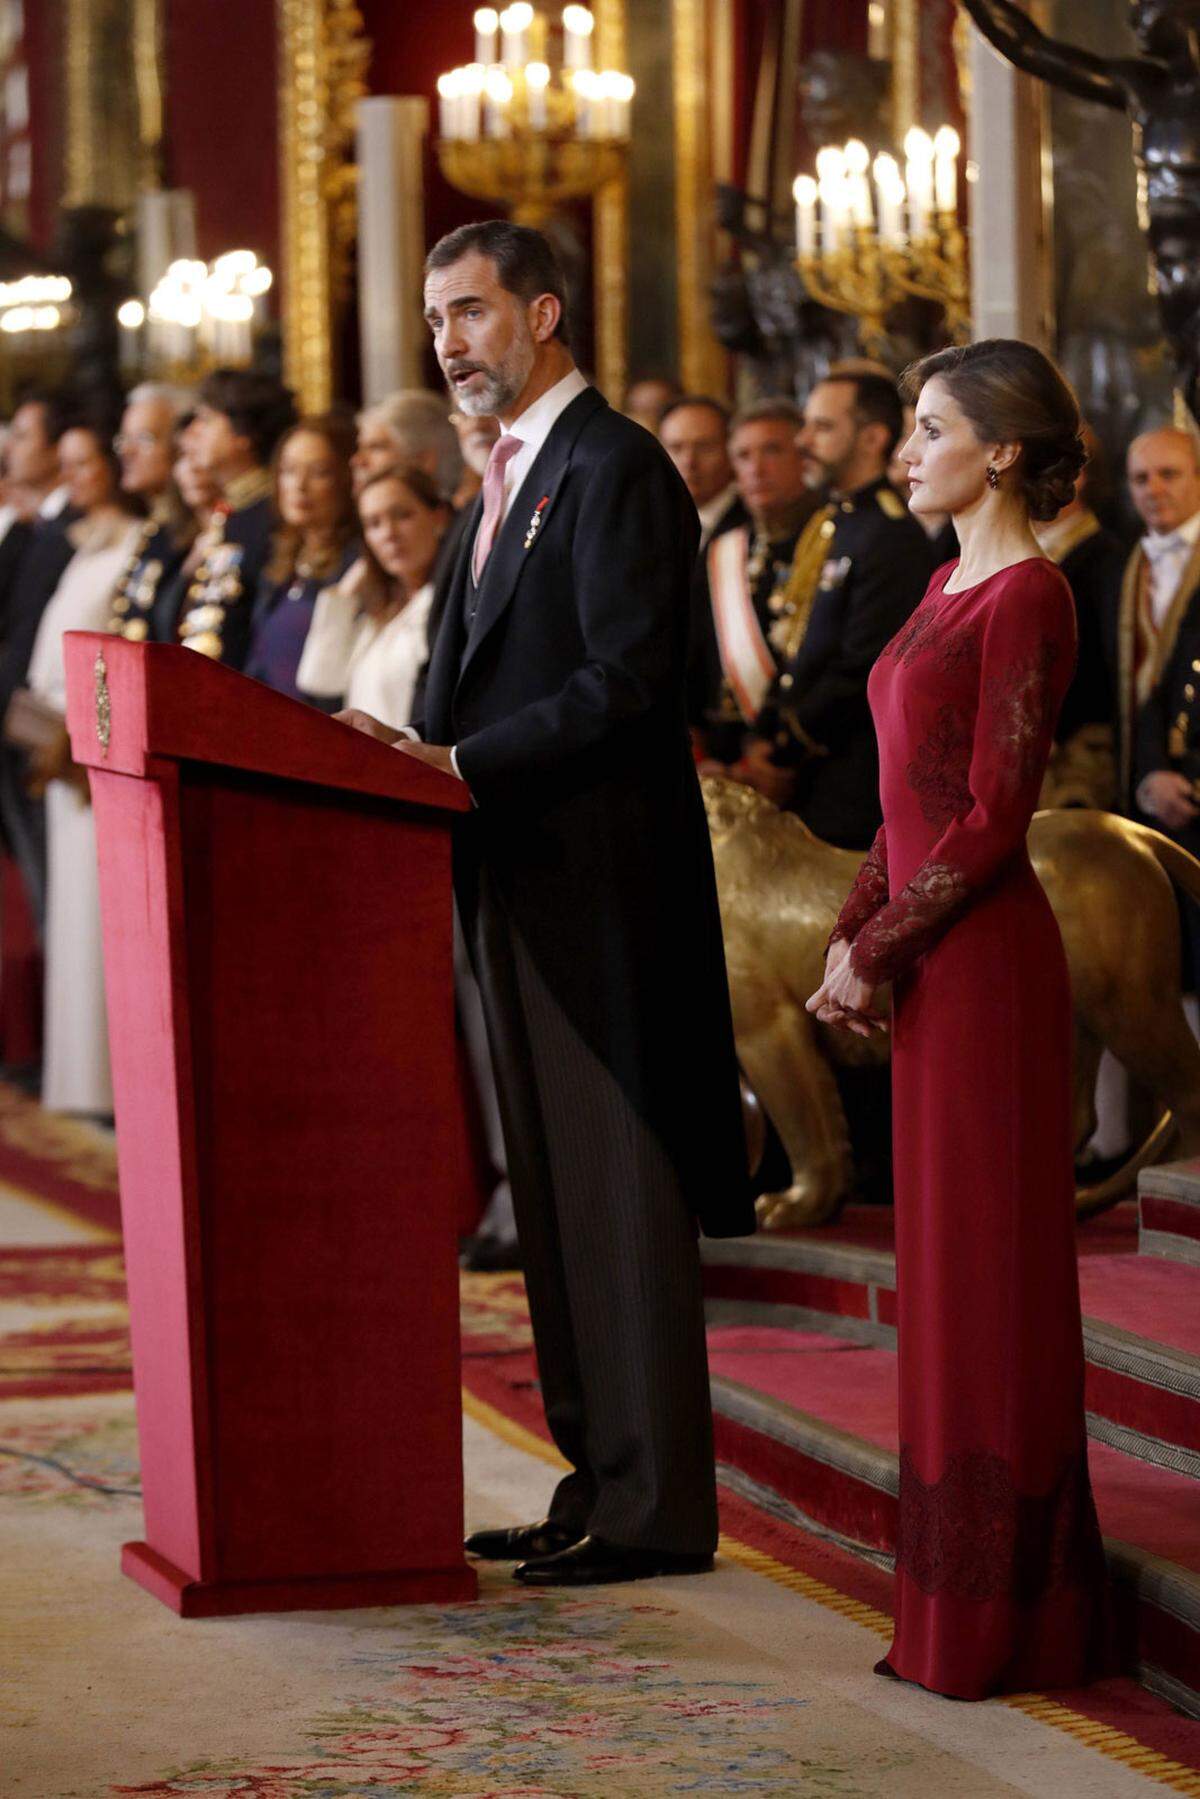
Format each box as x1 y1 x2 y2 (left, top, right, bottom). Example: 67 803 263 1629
900 338 1086 522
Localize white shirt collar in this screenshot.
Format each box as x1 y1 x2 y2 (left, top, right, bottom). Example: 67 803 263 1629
502 366 590 455
1144 506 1200 555
38 484 70 521
697 482 739 537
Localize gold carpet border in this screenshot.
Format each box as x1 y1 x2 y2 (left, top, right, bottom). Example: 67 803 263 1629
462 1387 1200 1793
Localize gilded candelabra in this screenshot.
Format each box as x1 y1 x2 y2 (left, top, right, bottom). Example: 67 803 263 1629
793 128 970 357
436 6 633 227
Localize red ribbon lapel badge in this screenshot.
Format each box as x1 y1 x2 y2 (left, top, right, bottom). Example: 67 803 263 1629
524 494 551 550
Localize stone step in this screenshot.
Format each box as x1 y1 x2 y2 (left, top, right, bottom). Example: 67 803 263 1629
1141 1159 1200 1270
710 1371 1200 1717
702 1220 1200 1481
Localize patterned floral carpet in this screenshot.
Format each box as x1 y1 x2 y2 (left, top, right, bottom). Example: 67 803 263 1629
3 1086 1200 1797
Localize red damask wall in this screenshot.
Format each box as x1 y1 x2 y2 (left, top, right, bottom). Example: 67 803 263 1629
162 0 280 271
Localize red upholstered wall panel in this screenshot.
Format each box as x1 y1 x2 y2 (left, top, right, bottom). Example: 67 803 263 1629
162 0 280 272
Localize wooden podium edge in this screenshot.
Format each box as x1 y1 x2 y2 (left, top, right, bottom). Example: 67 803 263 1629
121 1541 479 1617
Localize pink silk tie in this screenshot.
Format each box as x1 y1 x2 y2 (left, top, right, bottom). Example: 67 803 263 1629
472 433 523 582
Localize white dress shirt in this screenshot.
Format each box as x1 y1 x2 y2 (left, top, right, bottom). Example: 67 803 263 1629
38 485 70 522
1143 506 1200 629
696 481 740 548
490 365 591 532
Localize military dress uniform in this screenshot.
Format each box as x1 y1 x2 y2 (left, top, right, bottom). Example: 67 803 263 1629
753 475 937 849
174 467 274 669
689 496 823 763
105 511 190 646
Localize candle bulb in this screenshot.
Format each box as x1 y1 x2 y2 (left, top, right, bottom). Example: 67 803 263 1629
461 63 484 140
484 66 513 136
873 153 905 245
526 60 550 130
500 2 533 66
437 70 462 139
843 138 873 229
473 6 499 65
563 4 594 71
934 124 960 218
608 71 634 140
904 126 934 239
793 174 817 259
572 67 597 137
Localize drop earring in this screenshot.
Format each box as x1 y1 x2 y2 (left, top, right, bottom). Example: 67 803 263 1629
986 465 1000 490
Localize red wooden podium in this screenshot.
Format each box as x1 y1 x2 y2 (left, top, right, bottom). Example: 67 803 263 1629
64 633 478 1616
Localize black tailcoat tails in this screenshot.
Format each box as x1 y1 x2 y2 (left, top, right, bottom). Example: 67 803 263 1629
422 384 753 1554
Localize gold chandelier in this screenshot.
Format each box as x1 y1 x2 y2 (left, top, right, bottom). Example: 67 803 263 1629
436 6 635 225
793 126 969 357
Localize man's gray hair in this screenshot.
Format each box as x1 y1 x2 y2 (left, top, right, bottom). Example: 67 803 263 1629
358 389 463 498
126 382 194 423
729 396 804 436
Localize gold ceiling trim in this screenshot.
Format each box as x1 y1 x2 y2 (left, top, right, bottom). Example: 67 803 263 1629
890 0 920 139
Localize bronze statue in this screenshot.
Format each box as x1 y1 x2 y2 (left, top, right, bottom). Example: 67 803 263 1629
960 0 1200 422
704 777 1200 1227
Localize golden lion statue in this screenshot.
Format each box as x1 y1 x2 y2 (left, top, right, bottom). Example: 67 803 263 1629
703 778 1200 1228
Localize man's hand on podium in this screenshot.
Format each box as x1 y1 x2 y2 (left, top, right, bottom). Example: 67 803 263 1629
335 709 462 782
335 708 404 746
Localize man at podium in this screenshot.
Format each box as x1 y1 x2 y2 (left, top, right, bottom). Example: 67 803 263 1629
338 221 757 1588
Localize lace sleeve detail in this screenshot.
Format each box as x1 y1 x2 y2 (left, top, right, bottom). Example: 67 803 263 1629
827 825 889 951
850 570 1075 986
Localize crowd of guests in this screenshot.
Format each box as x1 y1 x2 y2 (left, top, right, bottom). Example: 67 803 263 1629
0 358 1196 1159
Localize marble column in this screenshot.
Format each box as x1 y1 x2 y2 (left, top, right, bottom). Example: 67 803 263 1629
356 97 430 404
965 19 1054 348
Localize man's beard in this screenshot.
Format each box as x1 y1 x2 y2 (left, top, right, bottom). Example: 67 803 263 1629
445 333 536 419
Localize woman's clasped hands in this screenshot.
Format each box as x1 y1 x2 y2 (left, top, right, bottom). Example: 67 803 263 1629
805 936 890 1038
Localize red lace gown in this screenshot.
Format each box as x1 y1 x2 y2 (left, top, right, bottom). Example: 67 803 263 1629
831 556 1111 1700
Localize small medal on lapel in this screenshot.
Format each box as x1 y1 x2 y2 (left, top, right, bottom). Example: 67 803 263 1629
524 495 550 550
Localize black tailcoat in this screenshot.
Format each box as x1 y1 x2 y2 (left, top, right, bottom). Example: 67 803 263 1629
422 386 752 1243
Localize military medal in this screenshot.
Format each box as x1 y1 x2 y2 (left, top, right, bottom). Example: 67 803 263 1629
524 495 550 550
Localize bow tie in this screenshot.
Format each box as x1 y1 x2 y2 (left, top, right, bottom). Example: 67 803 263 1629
1144 533 1186 563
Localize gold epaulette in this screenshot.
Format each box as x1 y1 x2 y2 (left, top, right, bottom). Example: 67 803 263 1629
875 486 906 520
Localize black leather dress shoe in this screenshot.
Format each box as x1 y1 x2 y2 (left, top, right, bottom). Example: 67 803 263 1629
464 1518 584 1561
513 1534 714 1586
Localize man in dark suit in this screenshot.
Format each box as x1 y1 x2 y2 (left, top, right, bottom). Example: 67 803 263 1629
747 373 936 849
339 221 755 1588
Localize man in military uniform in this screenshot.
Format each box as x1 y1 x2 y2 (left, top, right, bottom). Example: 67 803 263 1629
689 397 822 763
175 369 296 667
106 384 192 647
747 372 936 849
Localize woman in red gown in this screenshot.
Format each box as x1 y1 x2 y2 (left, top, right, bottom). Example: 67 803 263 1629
807 339 1111 1699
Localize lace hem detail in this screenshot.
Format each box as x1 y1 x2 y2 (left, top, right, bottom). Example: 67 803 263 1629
895 1443 1106 1605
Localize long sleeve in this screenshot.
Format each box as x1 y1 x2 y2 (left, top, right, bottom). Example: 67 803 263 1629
828 825 889 948
850 572 1075 986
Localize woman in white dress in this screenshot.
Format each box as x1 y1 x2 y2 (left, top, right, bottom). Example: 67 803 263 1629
297 465 450 728
26 424 142 1115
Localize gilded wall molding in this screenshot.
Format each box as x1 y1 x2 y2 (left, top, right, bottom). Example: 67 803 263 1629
890 0 920 139
277 0 369 412
593 0 628 403
673 0 729 395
